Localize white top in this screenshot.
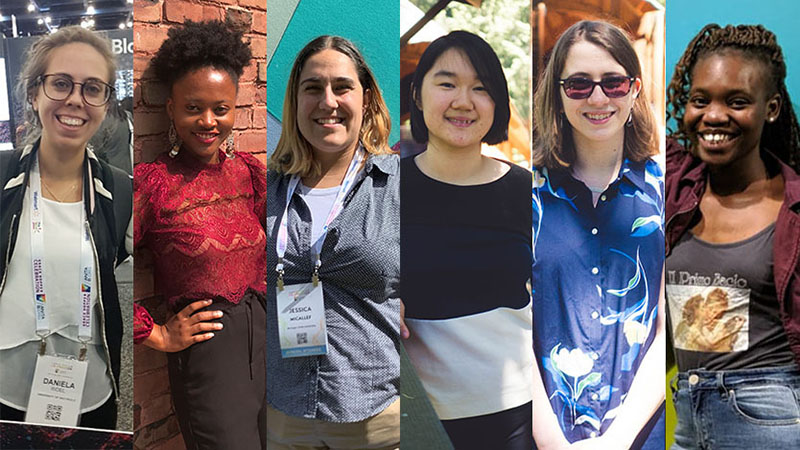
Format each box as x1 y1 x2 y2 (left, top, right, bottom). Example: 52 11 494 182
0 195 113 412
404 300 534 420
297 183 341 246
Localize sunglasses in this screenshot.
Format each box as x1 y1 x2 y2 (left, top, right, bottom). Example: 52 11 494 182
559 76 636 100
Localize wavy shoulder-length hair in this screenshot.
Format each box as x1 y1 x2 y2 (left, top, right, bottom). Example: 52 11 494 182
269 35 392 176
533 20 658 169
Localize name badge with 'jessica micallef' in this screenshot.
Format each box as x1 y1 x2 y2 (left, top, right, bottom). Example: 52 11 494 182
274 149 364 358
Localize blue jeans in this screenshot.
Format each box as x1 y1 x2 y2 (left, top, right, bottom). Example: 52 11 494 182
671 365 800 449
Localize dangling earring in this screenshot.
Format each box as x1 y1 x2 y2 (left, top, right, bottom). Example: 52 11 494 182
168 121 180 158
225 133 236 159
626 110 633 127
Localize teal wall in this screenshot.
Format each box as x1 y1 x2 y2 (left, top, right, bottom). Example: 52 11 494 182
267 0 400 152
666 0 800 131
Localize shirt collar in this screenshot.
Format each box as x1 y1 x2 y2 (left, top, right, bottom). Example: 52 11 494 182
364 152 398 176
545 158 648 193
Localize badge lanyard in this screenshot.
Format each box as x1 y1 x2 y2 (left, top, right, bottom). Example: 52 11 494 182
29 156 93 360
275 148 365 290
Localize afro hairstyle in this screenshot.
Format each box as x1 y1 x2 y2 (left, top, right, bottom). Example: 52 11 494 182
151 20 252 88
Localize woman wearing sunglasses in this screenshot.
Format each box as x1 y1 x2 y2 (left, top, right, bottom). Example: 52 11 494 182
531 20 665 449
0 26 131 430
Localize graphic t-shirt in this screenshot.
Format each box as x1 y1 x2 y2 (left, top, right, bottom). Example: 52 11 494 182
666 224 794 370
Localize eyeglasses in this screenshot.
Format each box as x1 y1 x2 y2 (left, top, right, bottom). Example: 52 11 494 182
559 76 636 100
37 74 114 107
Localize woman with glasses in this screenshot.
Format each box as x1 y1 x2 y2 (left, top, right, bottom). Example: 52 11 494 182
132 21 266 450
0 26 131 430
531 21 665 449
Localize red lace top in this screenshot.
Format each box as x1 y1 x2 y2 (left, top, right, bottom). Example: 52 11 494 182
133 150 266 344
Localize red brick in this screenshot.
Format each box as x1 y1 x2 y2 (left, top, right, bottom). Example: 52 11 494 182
134 411 181 446
142 81 169 107
134 110 170 136
257 61 266 83
203 4 224 21
253 105 266 129
236 82 256 107
133 54 151 79
133 83 143 108
255 83 266 104
246 35 266 59
165 0 203 23
236 129 265 153
234 107 251 129
134 366 171 404
225 7 252 32
138 392 174 427
241 63 257 83
238 0 266 10
134 0 162 23
252 10 266 34
134 26 169 54
134 345 168 375
254 153 267 166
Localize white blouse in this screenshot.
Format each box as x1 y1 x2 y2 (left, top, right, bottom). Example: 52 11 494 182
0 194 112 413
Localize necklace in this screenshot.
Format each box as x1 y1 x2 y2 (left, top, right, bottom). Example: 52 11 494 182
41 177 80 203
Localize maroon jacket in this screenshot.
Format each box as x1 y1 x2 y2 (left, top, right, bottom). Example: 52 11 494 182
666 138 800 366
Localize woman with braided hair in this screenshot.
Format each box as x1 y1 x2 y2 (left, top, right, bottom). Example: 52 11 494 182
666 23 800 449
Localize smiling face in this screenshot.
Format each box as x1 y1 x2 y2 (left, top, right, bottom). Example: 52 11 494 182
296 48 366 157
684 51 780 167
560 40 640 151
32 42 110 154
167 67 237 164
417 48 495 152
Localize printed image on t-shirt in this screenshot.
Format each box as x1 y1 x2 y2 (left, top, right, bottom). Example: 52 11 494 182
667 271 749 353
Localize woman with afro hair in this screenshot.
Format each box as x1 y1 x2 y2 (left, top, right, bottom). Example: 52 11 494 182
666 24 800 449
132 20 267 449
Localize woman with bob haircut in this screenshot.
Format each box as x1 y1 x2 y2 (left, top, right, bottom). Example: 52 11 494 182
0 26 131 430
401 30 534 449
133 20 266 449
266 35 400 449
666 24 800 449
531 20 665 449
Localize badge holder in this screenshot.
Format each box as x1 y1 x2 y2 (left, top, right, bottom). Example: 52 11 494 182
276 261 329 358
24 337 88 427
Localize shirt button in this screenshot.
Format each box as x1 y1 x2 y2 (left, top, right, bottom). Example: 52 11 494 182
590 352 599 360
591 228 598 235
591 311 599 319
591 393 599 401
590 432 597 438
600 194 607 202
591 267 599 275
688 374 700 385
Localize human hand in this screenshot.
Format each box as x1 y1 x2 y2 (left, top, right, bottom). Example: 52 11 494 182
143 299 223 352
569 435 627 450
400 299 410 339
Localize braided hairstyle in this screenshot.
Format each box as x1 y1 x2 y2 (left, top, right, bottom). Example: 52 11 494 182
667 24 800 171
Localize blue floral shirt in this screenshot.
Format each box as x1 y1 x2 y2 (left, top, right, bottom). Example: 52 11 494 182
532 158 664 442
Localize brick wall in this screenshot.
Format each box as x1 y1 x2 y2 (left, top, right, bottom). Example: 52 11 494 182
131 0 266 448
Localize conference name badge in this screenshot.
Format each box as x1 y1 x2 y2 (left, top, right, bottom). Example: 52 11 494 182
25 354 88 427
277 281 328 358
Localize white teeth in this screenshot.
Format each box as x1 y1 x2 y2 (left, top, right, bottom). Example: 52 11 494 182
702 133 731 143
447 118 473 125
316 118 343 124
585 112 613 120
195 133 216 139
58 116 84 126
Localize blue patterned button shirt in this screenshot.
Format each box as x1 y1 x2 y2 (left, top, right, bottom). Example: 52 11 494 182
532 158 664 442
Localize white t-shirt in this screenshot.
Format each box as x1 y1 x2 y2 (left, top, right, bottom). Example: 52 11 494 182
0 194 113 413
